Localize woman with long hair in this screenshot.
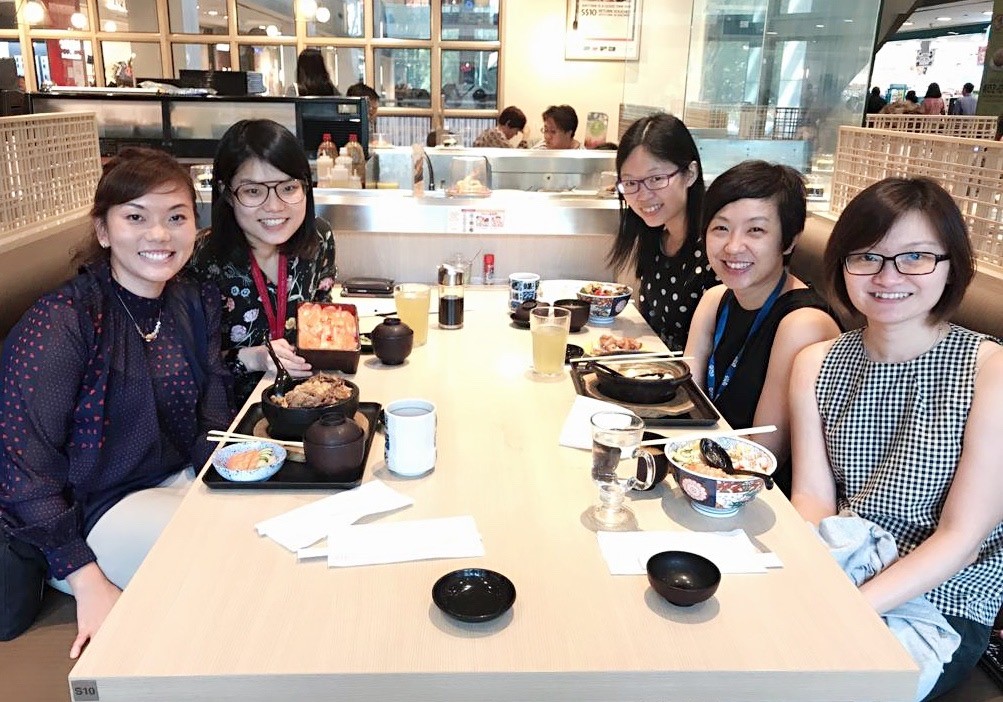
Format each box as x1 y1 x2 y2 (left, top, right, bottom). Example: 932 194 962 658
188 119 337 405
0 148 233 653
288 48 338 96
607 113 716 350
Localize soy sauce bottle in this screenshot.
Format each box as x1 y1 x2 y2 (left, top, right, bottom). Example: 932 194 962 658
437 264 465 329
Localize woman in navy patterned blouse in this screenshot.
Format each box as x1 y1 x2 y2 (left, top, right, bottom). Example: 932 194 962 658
188 119 337 406
0 149 233 655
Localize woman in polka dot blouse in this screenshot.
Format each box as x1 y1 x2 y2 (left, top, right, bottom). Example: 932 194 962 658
188 120 337 406
684 161 841 495
0 149 234 654
791 178 1003 700
607 114 718 351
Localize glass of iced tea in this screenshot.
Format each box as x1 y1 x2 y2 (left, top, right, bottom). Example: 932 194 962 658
588 412 656 529
529 306 571 378
393 283 431 346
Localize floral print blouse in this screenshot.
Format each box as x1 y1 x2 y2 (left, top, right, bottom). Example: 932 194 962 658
187 220 337 405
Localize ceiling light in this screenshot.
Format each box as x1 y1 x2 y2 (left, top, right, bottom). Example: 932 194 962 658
215 43 230 52
24 0 45 25
297 0 317 20
207 9 218 15
70 11 87 29
265 24 279 36
315 6 330 23
936 16 952 22
765 30 777 35
103 20 116 32
815 24 824 28
844 19 853 23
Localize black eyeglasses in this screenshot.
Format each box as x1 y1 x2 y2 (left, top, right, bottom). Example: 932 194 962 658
228 179 306 207
616 166 685 195
843 251 950 276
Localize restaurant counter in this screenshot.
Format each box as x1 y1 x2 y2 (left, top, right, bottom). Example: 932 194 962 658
68 286 917 702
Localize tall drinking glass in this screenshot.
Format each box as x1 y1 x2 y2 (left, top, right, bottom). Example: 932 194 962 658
530 306 570 377
589 412 656 529
394 283 431 346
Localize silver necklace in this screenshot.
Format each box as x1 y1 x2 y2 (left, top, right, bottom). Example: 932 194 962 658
113 288 162 342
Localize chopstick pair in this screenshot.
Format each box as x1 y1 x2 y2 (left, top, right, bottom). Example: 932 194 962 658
636 425 777 447
571 351 691 364
207 430 303 449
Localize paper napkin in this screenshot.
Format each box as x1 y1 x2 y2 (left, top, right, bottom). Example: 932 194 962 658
255 480 414 552
597 529 783 575
323 515 484 567
558 395 636 450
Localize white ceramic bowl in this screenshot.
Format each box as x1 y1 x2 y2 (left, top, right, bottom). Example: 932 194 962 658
662 436 776 517
211 440 287 482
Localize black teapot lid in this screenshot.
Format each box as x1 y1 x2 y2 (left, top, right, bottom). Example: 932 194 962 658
304 412 364 447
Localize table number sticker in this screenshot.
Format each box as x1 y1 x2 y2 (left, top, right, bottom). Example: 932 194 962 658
446 208 506 234
71 680 100 701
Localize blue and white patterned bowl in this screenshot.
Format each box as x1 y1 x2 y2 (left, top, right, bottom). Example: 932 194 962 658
662 436 776 517
211 440 287 482
577 283 633 325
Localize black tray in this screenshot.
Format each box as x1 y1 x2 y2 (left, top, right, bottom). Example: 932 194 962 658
203 401 382 490
569 363 720 427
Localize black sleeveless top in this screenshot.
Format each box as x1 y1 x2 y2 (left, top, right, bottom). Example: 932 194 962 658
710 286 837 495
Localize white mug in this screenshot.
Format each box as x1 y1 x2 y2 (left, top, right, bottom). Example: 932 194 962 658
383 399 437 477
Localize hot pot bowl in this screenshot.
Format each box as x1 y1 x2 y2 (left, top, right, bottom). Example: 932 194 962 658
589 359 691 404
662 436 776 517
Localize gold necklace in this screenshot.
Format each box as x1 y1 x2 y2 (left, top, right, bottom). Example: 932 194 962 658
113 288 162 342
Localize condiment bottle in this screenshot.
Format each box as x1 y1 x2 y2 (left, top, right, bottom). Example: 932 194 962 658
345 134 366 187
483 253 495 285
316 133 336 187
437 263 465 330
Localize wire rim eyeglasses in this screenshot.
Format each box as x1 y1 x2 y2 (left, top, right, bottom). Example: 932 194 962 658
227 179 307 207
843 251 950 276
616 166 686 195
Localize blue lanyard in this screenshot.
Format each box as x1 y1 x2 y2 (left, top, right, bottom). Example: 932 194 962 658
706 273 787 401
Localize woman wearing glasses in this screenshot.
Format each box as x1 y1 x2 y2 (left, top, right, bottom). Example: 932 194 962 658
684 161 841 495
607 114 716 350
790 178 1003 701
188 119 337 405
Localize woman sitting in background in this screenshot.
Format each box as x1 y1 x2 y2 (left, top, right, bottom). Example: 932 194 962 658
790 177 1003 701
607 113 716 351
684 161 841 494
287 48 339 97
188 119 336 406
0 148 233 654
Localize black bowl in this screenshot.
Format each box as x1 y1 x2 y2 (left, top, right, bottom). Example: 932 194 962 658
510 299 539 328
646 551 721 607
261 377 360 440
553 299 590 332
432 568 516 623
591 360 692 404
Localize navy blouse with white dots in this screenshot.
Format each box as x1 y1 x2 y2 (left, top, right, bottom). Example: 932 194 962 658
0 263 233 579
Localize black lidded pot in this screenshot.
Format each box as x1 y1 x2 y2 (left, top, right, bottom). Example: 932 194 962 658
303 412 366 480
370 317 414 365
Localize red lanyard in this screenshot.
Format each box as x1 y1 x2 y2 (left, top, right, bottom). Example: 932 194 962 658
248 253 288 340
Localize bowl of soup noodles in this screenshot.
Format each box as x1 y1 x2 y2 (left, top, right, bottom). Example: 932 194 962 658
663 436 776 517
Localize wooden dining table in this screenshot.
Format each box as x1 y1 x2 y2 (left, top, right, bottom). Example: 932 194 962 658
68 285 918 702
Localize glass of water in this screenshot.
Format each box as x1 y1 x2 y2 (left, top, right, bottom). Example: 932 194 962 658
589 412 656 529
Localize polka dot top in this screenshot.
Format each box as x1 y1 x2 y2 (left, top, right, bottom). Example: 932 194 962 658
0 263 234 579
637 235 717 351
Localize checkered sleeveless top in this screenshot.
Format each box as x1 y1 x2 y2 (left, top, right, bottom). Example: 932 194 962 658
816 325 1003 625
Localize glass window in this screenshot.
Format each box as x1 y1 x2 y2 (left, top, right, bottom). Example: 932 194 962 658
22 0 90 30
169 0 227 35
375 0 429 40
440 0 498 41
375 48 430 107
306 0 364 37
0 40 25 83
101 41 161 85
32 38 95 87
238 0 294 36
441 49 496 109
172 42 233 74
0 0 16 29
98 0 158 33
238 43 297 96
315 46 365 94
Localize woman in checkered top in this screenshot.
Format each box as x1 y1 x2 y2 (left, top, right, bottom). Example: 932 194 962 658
790 177 1003 700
